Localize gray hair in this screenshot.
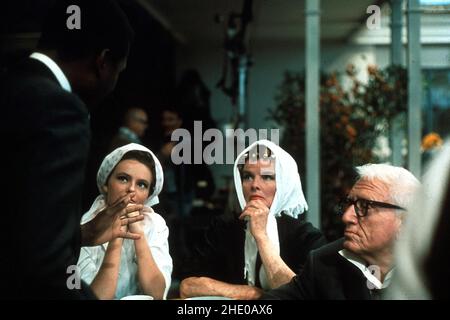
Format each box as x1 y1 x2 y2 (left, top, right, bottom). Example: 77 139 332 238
355 163 421 210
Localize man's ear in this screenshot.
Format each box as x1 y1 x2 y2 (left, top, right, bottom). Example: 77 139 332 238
102 185 108 193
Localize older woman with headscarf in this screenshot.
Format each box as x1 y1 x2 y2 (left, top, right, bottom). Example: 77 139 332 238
180 140 326 299
77 143 173 300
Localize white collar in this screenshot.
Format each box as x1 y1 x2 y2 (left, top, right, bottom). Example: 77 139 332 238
339 249 394 290
30 52 72 92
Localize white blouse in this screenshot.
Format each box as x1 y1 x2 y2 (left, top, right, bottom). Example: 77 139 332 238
77 210 173 299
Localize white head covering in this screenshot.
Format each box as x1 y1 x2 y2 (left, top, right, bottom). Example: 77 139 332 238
82 143 164 224
233 139 308 289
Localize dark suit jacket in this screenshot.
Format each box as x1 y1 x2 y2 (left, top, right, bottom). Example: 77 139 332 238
261 239 374 300
0 58 95 299
182 214 327 288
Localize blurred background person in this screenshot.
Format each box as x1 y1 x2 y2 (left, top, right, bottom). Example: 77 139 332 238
109 107 149 151
158 106 193 218
156 106 215 294
157 106 191 285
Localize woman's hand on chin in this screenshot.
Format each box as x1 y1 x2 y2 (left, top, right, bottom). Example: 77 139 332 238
239 199 270 241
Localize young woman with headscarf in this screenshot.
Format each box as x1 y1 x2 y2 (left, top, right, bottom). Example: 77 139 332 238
77 143 173 299
180 140 326 299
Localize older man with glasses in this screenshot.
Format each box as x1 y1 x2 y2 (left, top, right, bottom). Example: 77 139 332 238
261 163 420 300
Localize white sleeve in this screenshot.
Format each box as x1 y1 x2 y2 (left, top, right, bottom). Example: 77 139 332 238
77 246 101 286
144 212 173 299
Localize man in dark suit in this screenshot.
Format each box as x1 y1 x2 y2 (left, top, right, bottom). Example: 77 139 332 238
0 0 142 299
261 164 420 300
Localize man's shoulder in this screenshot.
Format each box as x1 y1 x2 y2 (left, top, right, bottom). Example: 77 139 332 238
311 238 345 259
4 58 56 85
3 58 74 100
2 59 87 123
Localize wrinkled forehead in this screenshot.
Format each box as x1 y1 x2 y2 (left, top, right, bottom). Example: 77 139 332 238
242 159 276 175
350 178 391 201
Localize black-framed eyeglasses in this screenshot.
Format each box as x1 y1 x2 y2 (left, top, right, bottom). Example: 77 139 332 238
337 197 406 218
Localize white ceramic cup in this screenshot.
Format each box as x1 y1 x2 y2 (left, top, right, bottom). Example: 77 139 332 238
120 295 154 300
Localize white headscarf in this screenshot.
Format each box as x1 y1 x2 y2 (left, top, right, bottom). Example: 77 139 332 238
233 139 308 289
81 143 164 224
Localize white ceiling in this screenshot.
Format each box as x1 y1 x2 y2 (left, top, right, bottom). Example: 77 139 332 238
143 0 383 46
